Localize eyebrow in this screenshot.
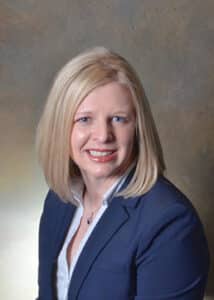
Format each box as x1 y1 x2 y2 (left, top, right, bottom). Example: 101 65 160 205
75 108 135 116
111 111 130 114
75 111 93 115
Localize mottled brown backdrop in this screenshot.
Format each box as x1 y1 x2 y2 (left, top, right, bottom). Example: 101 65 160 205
0 0 213 299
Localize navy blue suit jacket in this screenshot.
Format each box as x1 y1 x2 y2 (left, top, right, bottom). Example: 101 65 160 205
37 176 209 300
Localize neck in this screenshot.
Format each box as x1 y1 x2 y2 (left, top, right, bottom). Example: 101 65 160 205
82 175 118 211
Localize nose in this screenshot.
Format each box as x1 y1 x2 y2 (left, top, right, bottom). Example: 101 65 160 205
92 119 114 143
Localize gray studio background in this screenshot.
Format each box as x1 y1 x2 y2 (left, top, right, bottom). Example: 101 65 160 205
0 0 213 299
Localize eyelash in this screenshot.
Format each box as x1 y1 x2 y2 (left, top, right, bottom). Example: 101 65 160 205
74 116 128 124
75 117 90 123
112 116 127 123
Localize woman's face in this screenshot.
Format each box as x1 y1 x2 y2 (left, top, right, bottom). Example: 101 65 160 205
70 82 136 183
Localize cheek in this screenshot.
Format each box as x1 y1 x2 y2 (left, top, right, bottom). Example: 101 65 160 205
120 127 136 147
70 129 88 153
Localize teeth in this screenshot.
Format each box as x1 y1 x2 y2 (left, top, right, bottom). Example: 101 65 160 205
89 150 113 157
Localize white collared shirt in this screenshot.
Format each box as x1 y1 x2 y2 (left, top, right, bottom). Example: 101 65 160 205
56 168 133 300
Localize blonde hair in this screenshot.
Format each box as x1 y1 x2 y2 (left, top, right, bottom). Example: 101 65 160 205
36 47 165 202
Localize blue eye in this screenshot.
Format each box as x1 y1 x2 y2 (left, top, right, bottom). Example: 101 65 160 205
112 116 127 123
76 116 90 123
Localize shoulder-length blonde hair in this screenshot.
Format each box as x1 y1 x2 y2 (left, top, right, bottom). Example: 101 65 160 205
36 47 165 203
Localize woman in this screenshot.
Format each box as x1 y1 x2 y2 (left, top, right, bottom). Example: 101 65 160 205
36 47 209 300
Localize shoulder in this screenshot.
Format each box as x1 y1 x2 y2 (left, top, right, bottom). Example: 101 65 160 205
131 177 210 297
42 189 68 212
39 190 75 232
133 177 209 262
131 176 208 250
137 176 198 221
143 176 193 207
42 189 77 217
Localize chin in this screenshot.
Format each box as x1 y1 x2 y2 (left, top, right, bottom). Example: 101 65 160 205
87 166 119 180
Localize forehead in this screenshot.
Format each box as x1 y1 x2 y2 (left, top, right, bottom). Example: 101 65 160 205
76 82 135 113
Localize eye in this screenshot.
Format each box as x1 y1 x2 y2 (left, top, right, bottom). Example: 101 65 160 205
112 116 127 123
75 116 90 123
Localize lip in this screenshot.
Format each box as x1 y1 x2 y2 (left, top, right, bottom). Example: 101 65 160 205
86 149 117 163
86 148 117 152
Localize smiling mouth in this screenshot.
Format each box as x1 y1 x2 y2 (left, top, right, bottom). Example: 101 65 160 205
88 150 115 157
86 149 117 162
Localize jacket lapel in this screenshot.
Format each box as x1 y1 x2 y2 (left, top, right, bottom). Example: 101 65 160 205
53 202 76 260
67 195 138 299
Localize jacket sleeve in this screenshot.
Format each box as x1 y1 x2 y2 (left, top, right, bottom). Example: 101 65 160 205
134 203 210 300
